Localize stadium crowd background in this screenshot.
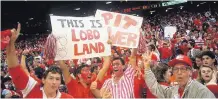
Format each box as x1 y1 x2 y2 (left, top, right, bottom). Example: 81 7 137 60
1 1 218 98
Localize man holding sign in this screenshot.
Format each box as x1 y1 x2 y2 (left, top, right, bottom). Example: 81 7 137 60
50 16 111 60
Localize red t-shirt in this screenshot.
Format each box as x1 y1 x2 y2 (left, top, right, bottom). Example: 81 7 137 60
145 82 169 98
158 47 172 59
66 78 95 98
194 19 202 26
179 45 189 55
192 70 199 79
207 85 218 98
134 75 146 98
151 53 159 61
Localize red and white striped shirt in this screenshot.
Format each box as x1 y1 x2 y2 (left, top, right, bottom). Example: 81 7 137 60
102 66 135 98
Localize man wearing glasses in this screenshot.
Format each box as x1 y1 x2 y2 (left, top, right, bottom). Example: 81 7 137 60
144 55 215 98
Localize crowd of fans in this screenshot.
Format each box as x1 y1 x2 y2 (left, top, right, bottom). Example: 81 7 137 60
1 3 218 98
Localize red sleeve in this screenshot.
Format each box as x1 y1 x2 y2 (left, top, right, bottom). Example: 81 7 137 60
151 54 158 61
171 39 177 44
8 66 29 90
66 78 78 96
206 85 218 98
60 92 74 98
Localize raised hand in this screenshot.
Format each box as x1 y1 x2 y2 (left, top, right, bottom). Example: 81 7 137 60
142 50 152 69
90 81 97 90
58 60 68 69
10 23 21 43
22 49 29 55
100 87 112 98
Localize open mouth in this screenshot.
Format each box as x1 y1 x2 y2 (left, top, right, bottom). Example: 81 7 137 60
114 69 119 72
87 76 91 79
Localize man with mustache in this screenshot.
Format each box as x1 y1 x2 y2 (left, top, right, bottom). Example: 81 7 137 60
144 54 215 98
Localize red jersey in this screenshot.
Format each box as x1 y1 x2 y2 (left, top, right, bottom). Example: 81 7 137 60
66 78 95 98
134 75 146 98
158 47 173 59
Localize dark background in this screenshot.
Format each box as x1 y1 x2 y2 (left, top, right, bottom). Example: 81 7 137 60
1 1 218 36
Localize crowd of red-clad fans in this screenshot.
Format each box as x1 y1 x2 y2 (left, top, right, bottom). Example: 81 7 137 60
1 7 218 98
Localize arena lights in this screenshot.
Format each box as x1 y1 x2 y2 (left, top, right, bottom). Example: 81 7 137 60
180 6 183 9
197 4 199 7
214 2 216 3
150 10 155 14
74 8 80 10
162 0 187 7
29 18 33 20
200 2 206 4
106 2 112 4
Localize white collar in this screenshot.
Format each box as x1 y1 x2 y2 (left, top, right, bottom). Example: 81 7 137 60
40 87 61 99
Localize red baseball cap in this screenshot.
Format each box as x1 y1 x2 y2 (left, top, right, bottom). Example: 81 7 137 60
168 55 192 67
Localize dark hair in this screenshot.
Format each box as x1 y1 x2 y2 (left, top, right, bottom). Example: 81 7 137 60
42 66 62 79
192 54 202 70
195 54 202 59
1 76 6 90
149 44 156 51
11 95 21 98
182 39 188 44
34 67 45 79
74 63 89 76
91 65 98 73
189 39 195 47
151 63 169 83
94 57 102 63
201 51 215 59
2 76 12 83
112 57 125 65
176 49 184 55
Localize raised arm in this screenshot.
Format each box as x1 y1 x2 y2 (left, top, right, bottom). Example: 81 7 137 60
143 52 172 98
129 48 137 70
21 49 30 75
6 23 38 97
91 40 112 98
6 23 21 68
96 56 111 81
58 60 72 84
